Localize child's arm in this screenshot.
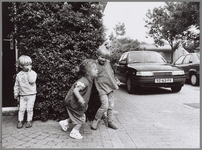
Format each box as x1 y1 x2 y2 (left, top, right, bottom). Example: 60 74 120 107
27 70 37 84
73 81 86 105
13 76 19 99
73 88 85 105
110 62 121 86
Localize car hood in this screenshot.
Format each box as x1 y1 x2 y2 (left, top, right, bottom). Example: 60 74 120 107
128 63 182 71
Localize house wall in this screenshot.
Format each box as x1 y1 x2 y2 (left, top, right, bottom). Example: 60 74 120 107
145 49 171 63
142 44 189 63
158 51 171 63
173 47 189 62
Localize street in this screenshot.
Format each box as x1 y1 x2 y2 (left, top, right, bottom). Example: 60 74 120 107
2 83 200 148
114 83 200 148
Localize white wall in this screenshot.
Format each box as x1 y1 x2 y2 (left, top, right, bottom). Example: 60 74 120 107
173 47 189 62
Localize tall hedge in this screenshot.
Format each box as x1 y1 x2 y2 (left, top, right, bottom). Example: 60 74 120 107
9 2 105 121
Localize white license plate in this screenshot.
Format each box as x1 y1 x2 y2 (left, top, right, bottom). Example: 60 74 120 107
155 78 173 83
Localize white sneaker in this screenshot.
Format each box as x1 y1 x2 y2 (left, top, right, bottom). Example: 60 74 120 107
59 120 69 131
70 129 83 139
91 119 100 130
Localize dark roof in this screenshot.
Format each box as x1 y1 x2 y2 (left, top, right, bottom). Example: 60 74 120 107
141 43 171 51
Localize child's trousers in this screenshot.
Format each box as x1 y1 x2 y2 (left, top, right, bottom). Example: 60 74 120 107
94 91 115 122
18 94 36 122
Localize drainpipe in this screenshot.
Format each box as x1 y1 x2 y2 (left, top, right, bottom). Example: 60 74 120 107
13 2 18 72
15 39 18 72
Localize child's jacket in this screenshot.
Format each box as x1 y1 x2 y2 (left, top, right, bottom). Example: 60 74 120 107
95 60 119 96
14 70 37 96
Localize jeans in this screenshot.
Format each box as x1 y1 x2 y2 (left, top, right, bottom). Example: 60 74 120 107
94 91 114 122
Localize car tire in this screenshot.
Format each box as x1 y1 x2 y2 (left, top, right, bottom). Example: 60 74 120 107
190 73 199 86
126 77 134 94
171 86 182 92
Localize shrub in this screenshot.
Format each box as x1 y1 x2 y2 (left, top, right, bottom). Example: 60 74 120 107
9 2 105 121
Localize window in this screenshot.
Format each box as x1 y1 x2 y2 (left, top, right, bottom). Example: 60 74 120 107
183 55 191 64
119 53 128 62
174 55 185 65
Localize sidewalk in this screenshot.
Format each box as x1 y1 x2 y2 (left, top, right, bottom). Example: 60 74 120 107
2 98 133 148
2 115 124 148
2 87 200 148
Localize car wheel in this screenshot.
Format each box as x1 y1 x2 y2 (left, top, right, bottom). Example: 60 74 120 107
190 73 199 86
171 86 182 92
126 77 134 94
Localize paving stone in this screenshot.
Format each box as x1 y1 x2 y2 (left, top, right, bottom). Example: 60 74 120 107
2 85 199 148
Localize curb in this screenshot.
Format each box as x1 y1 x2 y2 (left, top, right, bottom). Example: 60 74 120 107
2 107 18 116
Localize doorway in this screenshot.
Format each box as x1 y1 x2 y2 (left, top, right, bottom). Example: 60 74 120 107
2 2 16 107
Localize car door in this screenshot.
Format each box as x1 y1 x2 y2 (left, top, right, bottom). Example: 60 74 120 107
178 54 192 79
115 53 128 83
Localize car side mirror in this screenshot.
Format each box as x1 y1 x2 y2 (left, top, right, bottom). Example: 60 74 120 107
119 60 126 65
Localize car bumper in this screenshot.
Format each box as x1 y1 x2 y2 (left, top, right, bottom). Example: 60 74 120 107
131 76 186 88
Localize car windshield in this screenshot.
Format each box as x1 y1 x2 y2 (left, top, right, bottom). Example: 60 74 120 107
128 52 167 63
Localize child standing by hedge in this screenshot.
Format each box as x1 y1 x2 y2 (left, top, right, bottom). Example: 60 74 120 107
59 59 98 139
91 44 120 130
14 55 37 128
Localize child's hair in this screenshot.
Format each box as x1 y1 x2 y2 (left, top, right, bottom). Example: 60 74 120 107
97 44 111 58
18 55 32 68
73 59 96 76
104 41 111 49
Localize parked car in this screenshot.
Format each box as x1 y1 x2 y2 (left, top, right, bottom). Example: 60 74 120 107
114 51 186 94
173 53 200 86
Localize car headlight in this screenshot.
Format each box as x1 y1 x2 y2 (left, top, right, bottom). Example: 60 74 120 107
136 71 153 76
172 70 185 75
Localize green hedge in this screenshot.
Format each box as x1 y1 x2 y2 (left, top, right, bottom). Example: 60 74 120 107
9 2 105 121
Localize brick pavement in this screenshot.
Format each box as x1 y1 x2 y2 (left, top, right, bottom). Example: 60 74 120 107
1 85 200 148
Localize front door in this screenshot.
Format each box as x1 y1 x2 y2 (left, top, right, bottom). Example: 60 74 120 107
2 2 16 107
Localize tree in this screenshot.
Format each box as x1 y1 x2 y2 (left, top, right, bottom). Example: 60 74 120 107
110 37 141 65
145 2 199 62
107 23 141 66
114 22 126 37
9 2 105 121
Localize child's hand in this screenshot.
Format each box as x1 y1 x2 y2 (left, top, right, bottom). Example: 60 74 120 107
116 80 121 86
14 94 18 99
115 77 121 86
28 67 32 72
78 97 85 105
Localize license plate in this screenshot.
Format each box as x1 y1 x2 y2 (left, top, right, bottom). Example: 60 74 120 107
155 78 173 83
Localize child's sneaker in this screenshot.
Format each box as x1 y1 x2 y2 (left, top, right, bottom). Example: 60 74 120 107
17 121 23 129
25 121 32 128
59 119 69 131
102 114 109 127
91 119 100 130
108 121 118 130
69 129 83 139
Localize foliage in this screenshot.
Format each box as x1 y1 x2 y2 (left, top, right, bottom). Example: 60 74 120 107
110 37 141 66
9 2 105 121
107 22 141 66
182 41 196 53
144 2 200 62
114 22 126 37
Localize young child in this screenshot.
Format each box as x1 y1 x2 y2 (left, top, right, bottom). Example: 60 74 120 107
91 43 120 130
14 55 37 128
59 59 98 139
